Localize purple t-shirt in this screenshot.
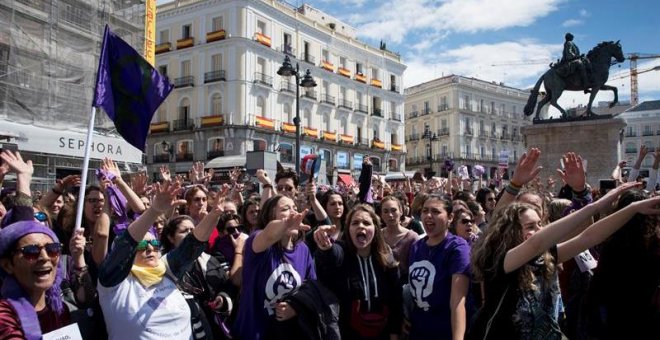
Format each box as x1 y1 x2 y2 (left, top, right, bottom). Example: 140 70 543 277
233 230 317 340
407 233 471 339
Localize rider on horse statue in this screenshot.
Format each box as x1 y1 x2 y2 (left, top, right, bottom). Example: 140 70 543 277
558 32 593 91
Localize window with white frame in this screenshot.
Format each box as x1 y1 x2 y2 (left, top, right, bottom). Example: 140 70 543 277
182 24 191 39
256 96 266 117
211 94 222 116
159 30 169 43
181 60 191 77
211 54 222 71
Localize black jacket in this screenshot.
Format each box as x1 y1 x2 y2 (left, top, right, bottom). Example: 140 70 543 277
281 280 341 340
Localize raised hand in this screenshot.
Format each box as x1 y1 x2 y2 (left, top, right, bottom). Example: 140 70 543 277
131 172 149 196
151 180 186 213
557 152 586 191
69 228 86 263
256 169 271 185
231 232 248 254
637 145 649 162
229 167 241 184
629 194 660 215
284 209 310 233
511 148 542 186
0 161 9 181
306 180 317 198
159 165 171 182
189 161 206 184
313 224 337 250
102 157 121 180
0 150 33 176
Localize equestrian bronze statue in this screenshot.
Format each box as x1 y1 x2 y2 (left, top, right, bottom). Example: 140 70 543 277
524 37 625 120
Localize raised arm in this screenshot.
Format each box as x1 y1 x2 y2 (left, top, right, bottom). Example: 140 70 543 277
494 148 543 213
0 150 32 197
103 158 146 214
503 181 639 273
252 209 309 253
557 188 660 262
306 181 328 222
628 145 648 182
257 169 276 207
40 175 80 211
646 149 659 191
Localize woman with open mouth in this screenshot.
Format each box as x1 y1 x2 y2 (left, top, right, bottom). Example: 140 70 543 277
314 204 402 340
97 179 221 339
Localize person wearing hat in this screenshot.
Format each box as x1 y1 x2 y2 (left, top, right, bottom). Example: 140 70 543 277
0 221 71 338
97 178 223 339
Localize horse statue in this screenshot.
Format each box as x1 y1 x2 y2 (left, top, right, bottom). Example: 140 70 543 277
524 40 625 120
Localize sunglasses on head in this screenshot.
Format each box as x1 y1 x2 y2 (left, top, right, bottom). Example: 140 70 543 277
460 218 474 225
14 243 62 261
34 211 48 222
136 239 161 251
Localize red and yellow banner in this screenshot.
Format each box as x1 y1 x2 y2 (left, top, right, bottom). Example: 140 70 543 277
255 116 275 129
149 121 169 133
338 67 351 77
143 0 156 65
303 127 319 138
206 29 226 43
373 140 385 149
323 131 337 141
321 61 334 72
370 79 382 88
340 134 354 144
391 143 403 151
255 32 271 47
201 115 224 127
355 73 367 83
282 122 296 133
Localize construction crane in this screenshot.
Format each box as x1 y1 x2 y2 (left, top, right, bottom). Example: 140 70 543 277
491 53 660 106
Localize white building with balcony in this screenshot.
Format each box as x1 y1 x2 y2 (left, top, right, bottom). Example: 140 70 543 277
148 0 406 181
619 100 660 179
404 75 533 178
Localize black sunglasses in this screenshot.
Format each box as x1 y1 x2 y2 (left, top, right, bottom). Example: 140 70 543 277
14 243 62 261
460 218 474 224
226 225 242 235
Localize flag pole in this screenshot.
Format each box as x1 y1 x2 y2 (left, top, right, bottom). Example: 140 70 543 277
74 106 97 230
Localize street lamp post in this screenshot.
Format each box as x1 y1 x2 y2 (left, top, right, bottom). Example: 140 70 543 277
277 56 317 176
424 127 438 176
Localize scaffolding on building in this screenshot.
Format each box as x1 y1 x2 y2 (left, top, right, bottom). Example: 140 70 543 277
0 0 146 130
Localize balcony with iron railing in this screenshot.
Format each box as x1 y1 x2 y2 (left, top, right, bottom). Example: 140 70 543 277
206 29 226 43
320 93 336 106
301 53 315 65
281 44 296 57
421 108 431 116
642 130 654 136
357 138 370 147
391 113 401 121
390 84 399 93
176 37 194 49
437 128 449 136
408 133 420 141
280 80 295 93
625 132 637 137
372 108 383 117
478 130 488 138
338 98 353 110
511 134 522 142
207 150 225 159
155 42 172 54
408 111 418 119
356 104 368 114
490 131 499 139
501 132 511 140
174 76 194 88
254 72 273 87
172 119 194 131
302 90 317 100
437 104 449 112
176 153 194 162
464 127 473 136
204 70 226 83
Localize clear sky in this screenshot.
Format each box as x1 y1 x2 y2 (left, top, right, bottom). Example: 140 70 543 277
158 0 660 112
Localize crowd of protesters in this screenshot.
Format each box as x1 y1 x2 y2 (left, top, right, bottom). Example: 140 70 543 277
0 144 658 340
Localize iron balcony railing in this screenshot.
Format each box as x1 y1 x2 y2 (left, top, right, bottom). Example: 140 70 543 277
372 108 383 117
174 76 195 88
321 93 336 105
153 154 170 163
254 72 273 86
172 119 194 131
280 80 295 93
204 70 226 83
176 153 193 162
281 44 296 57
302 90 317 100
301 53 315 64
356 104 368 113
338 98 353 110
207 150 225 159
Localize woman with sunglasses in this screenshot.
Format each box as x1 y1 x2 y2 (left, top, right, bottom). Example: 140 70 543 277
210 213 248 287
161 215 236 339
97 179 222 339
450 207 480 245
0 221 73 338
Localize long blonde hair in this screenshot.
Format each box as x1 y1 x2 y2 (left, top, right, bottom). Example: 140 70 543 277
471 203 556 291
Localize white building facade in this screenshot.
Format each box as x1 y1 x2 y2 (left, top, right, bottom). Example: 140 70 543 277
148 0 406 180
619 100 660 179
405 75 532 178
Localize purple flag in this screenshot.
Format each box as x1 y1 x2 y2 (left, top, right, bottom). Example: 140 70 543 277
93 25 173 151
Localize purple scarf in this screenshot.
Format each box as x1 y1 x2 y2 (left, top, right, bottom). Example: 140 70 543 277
0 221 64 340
96 169 130 234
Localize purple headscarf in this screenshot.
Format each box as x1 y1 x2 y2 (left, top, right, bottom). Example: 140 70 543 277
0 221 64 340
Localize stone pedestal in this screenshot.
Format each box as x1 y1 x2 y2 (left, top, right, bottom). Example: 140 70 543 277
521 118 626 187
